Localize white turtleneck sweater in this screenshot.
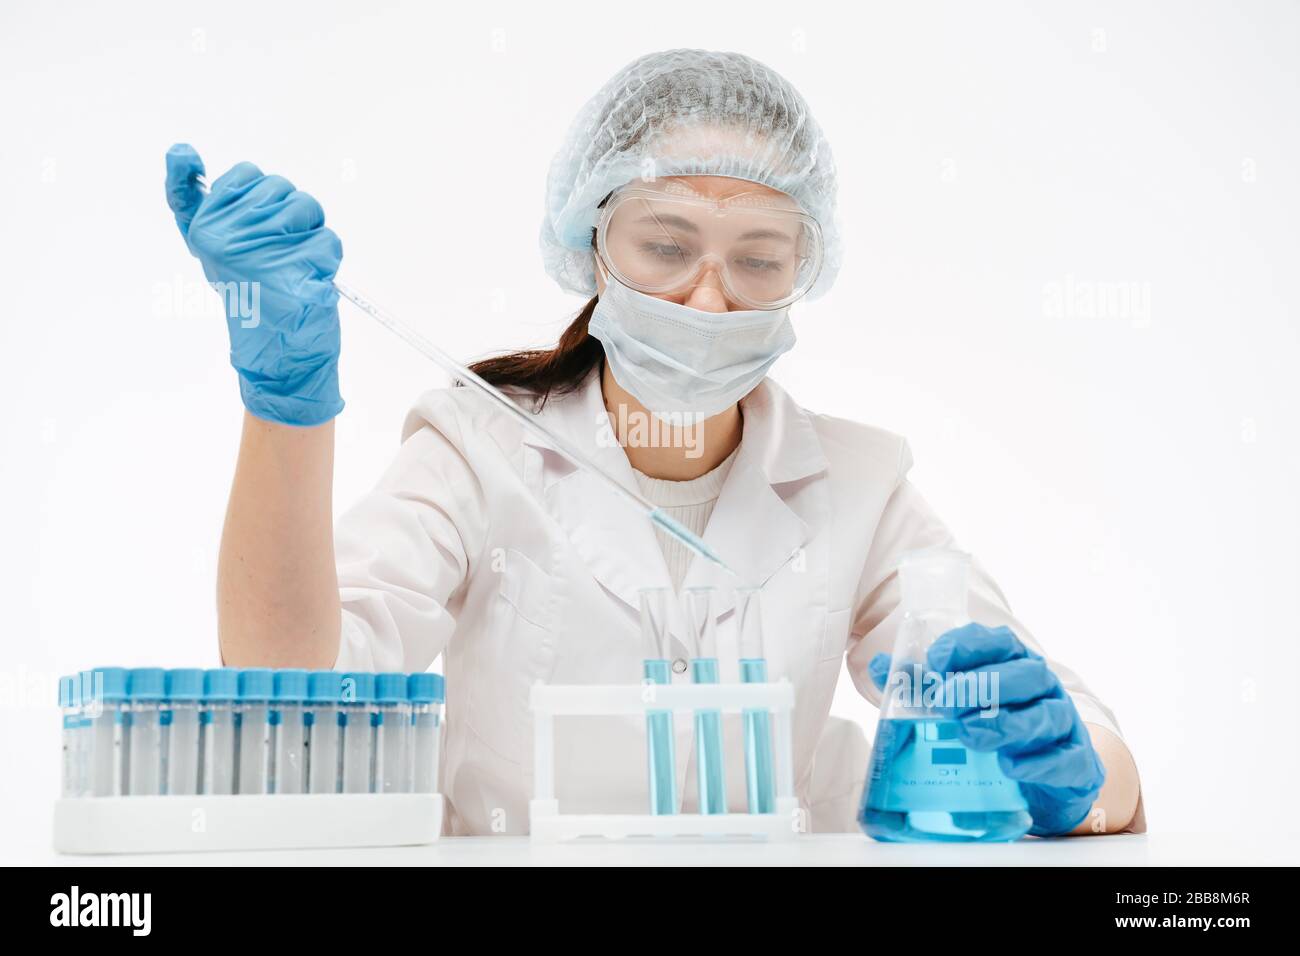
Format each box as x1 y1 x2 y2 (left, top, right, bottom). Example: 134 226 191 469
631 445 740 590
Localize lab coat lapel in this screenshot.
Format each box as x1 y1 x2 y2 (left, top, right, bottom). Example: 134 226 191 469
679 379 830 601
522 374 675 616
520 374 829 634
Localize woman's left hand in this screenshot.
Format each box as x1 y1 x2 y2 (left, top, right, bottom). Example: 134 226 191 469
869 622 1107 836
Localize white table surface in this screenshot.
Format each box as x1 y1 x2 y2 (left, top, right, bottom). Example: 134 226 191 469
27 831 1300 866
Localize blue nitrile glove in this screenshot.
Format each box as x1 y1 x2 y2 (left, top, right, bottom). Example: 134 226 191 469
165 143 344 426
869 622 1106 836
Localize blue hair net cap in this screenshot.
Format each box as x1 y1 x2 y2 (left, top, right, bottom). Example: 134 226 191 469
541 49 841 301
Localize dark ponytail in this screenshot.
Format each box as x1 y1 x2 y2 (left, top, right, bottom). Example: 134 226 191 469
465 295 603 407
467 220 608 406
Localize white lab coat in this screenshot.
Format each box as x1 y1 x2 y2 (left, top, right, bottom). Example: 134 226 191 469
333 371 1131 835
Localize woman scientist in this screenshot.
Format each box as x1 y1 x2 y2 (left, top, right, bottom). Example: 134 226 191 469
164 50 1142 836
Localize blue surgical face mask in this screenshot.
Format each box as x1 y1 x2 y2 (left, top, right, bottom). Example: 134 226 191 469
588 277 796 424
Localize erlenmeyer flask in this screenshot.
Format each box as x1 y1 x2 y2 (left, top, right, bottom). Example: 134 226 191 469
858 549 1032 842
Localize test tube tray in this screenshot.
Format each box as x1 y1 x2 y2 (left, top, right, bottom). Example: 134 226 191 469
53 793 443 855
529 681 800 843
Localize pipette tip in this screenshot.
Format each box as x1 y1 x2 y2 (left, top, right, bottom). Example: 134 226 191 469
650 509 740 580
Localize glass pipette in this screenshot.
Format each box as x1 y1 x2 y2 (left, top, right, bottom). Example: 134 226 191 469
333 280 737 578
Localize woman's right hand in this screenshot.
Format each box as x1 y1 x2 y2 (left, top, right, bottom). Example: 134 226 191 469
165 144 344 427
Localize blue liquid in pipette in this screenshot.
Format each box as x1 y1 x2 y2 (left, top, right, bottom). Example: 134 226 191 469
650 509 738 579
643 658 676 815
858 718 1032 842
691 658 727 815
739 658 775 814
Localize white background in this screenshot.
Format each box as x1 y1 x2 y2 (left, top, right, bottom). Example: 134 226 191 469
3 0 1297 861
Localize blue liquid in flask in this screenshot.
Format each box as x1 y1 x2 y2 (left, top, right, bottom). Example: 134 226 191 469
858 717 1032 842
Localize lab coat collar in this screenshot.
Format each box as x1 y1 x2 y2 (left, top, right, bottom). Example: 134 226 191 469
521 370 828 489
522 369 828 625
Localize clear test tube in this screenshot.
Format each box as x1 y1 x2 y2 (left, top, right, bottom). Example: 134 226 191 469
126 668 165 795
236 668 274 794
735 588 775 814
84 667 128 797
340 672 377 793
683 587 727 815
163 669 203 796
639 588 678 815
306 670 343 794
271 669 309 794
77 670 94 797
201 668 239 794
58 676 79 798
77 670 98 797
408 673 444 794
374 673 411 793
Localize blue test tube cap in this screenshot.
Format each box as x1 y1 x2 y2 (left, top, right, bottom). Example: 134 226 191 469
374 672 408 704
128 667 166 701
203 667 240 701
58 676 74 708
408 672 445 704
238 667 274 701
340 672 375 704
87 667 128 704
166 668 204 701
274 668 309 702
307 670 344 704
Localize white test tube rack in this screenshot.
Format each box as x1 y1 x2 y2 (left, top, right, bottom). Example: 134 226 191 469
529 679 800 842
52 794 443 855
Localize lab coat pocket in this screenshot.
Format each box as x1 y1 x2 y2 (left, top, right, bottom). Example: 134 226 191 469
497 547 553 630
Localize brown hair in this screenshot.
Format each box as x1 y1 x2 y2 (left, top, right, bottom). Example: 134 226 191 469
465 295 602 406
465 228 605 406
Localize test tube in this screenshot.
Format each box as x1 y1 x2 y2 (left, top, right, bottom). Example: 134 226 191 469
126 668 165 796
58 676 78 798
684 587 727 815
77 670 98 797
639 588 678 815
271 669 309 794
736 589 775 814
375 673 412 793
236 668 274 794
306 670 343 794
164 669 203 796
78 665 99 801
340 672 377 793
201 668 239 794
84 667 128 797
408 673 444 794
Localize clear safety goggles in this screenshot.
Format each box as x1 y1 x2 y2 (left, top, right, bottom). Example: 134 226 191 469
594 179 824 311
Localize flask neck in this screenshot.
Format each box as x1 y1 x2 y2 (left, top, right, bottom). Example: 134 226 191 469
898 550 971 617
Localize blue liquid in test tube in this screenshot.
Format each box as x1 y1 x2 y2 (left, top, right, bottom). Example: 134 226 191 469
639 588 678 815
691 659 726 814
644 658 676 814
684 587 726 815
737 587 775 815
